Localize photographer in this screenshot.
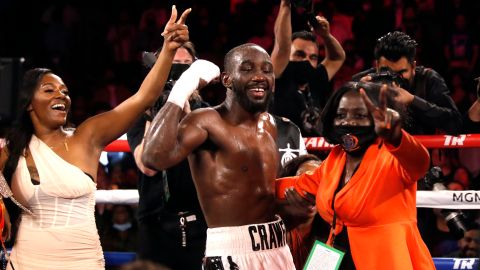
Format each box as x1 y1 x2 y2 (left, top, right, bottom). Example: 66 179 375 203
352 31 462 135
270 0 345 137
127 41 209 270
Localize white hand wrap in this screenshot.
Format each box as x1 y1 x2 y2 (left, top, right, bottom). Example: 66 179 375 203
167 59 220 108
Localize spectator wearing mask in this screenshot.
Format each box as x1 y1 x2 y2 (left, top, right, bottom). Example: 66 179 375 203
270 0 345 137
127 41 209 270
100 205 137 252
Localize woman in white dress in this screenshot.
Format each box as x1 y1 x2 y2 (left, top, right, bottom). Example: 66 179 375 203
0 6 191 269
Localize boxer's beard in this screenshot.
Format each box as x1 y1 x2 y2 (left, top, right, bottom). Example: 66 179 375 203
235 88 272 113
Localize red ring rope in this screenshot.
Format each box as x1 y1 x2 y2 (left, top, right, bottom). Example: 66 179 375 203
104 134 480 152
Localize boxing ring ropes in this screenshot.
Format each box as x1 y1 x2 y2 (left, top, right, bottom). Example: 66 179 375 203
99 134 480 269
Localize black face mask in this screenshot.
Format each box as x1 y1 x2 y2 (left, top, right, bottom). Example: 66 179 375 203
331 126 377 154
289 61 316 86
168 63 190 81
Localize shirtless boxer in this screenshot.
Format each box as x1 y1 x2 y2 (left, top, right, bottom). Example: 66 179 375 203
142 43 296 270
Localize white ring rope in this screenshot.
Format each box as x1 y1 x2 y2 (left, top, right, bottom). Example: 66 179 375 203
95 189 480 209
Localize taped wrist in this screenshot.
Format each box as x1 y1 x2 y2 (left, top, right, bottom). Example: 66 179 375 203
167 60 220 108
166 70 199 108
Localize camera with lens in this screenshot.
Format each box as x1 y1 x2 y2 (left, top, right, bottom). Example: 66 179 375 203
368 66 406 88
291 0 312 9
290 0 320 29
423 166 473 239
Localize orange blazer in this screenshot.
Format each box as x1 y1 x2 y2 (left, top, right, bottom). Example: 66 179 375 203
294 130 435 270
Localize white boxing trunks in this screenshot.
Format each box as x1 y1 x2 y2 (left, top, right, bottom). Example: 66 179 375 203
202 216 296 270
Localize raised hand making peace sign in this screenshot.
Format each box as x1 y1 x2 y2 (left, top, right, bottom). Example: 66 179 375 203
360 84 403 147
162 5 191 50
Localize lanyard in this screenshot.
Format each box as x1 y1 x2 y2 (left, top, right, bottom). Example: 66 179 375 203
330 161 359 246
330 178 343 247
330 193 339 246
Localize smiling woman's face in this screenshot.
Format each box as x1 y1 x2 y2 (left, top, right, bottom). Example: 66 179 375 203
28 73 71 128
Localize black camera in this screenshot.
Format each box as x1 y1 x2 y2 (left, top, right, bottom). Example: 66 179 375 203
291 0 312 9
368 66 406 88
423 166 473 239
290 0 320 29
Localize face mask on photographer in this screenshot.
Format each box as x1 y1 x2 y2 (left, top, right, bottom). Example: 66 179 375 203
168 63 191 82
289 60 317 86
331 125 377 154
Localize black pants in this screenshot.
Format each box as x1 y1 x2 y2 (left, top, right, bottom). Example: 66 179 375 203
137 218 206 270
335 228 356 270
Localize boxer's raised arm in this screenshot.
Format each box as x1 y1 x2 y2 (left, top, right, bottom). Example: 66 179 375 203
142 60 219 170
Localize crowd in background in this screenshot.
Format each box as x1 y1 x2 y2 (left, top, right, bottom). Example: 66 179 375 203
1 0 480 264
2 0 480 116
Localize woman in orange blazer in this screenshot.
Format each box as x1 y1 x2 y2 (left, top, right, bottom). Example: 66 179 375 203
282 82 435 270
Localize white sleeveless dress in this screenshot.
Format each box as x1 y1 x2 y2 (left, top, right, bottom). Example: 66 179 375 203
8 135 105 269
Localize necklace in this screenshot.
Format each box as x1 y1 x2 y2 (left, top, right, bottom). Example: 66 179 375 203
344 159 361 185
49 136 69 152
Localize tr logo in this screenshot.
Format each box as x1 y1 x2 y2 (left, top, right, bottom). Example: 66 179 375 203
444 135 466 146
452 258 476 269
